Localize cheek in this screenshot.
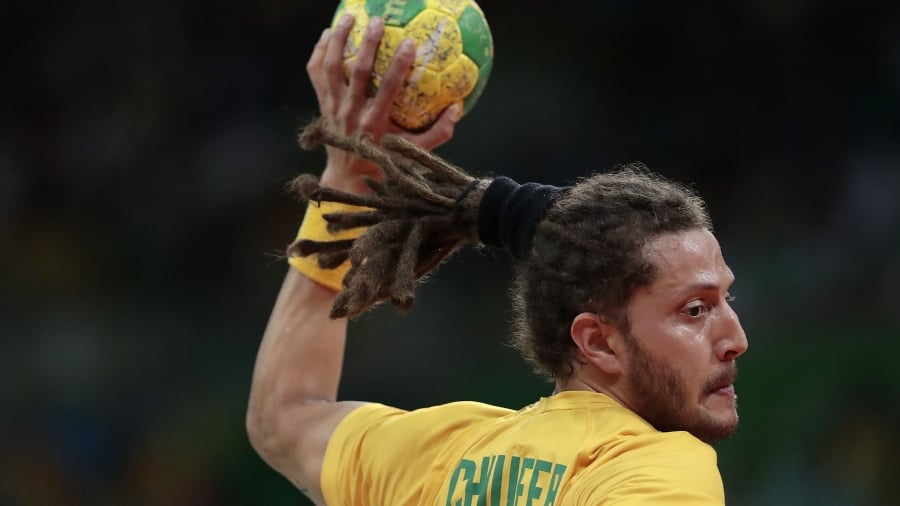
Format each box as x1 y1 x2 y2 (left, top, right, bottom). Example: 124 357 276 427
671 316 711 345
654 327 712 389
644 319 708 358
630 311 713 376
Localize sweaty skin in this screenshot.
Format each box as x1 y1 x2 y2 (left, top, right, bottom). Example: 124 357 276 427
564 229 748 444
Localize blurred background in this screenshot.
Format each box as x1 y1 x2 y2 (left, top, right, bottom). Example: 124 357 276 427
3 0 900 504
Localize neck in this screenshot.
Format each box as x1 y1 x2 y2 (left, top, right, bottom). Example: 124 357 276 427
554 374 634 412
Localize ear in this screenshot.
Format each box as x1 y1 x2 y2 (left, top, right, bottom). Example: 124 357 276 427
570 312 625 375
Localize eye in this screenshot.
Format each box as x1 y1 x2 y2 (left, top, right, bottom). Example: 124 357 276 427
725 293 736 303
683 302 709 318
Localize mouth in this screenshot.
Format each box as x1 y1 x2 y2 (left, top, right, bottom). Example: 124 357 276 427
705 367 738 398
710 384 735 398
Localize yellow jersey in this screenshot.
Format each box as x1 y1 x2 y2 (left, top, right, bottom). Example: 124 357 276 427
321 390 724 505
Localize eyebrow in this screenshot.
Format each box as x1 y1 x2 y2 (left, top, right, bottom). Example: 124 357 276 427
677 275 735 295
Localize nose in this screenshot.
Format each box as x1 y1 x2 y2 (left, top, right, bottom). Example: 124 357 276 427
715 302 748 362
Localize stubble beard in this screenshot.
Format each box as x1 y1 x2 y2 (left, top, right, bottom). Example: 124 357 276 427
624 332 739 444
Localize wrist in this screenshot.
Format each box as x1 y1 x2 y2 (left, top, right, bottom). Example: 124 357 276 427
288 199 372 293
320 160 383 195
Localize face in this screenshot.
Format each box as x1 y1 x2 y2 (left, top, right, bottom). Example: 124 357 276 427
619 229 748 443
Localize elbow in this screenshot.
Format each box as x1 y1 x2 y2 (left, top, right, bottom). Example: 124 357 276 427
246 395 291 467
245 391 321 470
246 403 273 461
246 381 340 476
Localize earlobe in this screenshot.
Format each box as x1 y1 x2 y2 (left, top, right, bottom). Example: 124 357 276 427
570 312 623 375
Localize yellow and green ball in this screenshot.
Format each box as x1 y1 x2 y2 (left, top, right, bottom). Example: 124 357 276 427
332 0 494 130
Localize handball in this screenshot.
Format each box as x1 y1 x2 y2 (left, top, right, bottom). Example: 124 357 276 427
332 0 494 130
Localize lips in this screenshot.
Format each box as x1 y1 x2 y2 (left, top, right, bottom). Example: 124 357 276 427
705 366 738 396
712 384 735 397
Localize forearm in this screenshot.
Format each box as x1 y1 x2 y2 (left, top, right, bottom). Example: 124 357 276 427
248 168 367 412
251 269 345 402
246 168 373 470
247 269 346 441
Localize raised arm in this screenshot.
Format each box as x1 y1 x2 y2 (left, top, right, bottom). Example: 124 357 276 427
245 14 458 505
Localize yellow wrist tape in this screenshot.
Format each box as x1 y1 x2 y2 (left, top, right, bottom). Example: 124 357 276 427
288 200 371 292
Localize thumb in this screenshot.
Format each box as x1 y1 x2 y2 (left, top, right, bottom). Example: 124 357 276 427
407 103 461 150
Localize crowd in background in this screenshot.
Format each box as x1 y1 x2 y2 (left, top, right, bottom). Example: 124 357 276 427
2 1 899 504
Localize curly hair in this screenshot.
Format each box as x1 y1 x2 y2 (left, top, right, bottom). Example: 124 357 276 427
512 171 710 379
291 117 710 380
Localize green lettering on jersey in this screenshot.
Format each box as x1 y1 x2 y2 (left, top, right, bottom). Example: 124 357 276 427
525 459 552 506
519 458 535 505
464 455 495 506
449 455 567 506
490 454 506 506
446 459 476 506
506 456 521 506
507 457 534 506
543 463 568 506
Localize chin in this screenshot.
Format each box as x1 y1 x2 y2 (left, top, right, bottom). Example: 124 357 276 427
692 409 739 444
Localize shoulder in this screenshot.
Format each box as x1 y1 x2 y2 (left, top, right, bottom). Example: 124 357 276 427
569 430 724 504
327 401 514 450
333 401 514 439
321 401 516 505
617 429 719 462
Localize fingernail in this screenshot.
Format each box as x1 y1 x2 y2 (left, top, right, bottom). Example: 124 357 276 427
340 14 354 27
400 38 415 52
319 28 330 42
367 16 384 32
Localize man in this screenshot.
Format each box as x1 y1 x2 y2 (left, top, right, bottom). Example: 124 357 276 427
247 14 748 506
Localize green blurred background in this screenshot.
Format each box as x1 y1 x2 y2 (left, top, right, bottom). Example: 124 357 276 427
3 0 900 504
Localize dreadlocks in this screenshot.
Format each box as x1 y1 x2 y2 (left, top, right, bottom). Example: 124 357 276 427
289 117 485 319
290 117 711 380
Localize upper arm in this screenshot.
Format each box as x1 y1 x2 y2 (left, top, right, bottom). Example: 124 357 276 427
250 400 367 506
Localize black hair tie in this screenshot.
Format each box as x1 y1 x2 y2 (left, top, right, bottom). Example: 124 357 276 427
477 176 569 260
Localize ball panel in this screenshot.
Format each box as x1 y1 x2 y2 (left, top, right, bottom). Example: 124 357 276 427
369 25 407 87
405 9 462 72
462 54 491 113
365 0 427 27
340 0 367 10
332 2 369 29
332 4 370 63
330 0 492 130
440 54 478 103
392 67 445 130
458 4 492 67
424 0 468 19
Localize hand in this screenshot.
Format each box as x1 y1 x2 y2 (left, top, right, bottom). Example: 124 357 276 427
306 14 460 193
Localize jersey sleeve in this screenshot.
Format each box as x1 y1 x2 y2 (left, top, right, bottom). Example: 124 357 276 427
569 431 726 505
321 401 512 506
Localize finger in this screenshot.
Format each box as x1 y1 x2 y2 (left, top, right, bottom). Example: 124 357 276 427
348 17 384 103
370 38 416 121
400 103 460 150
323 14 356 98
306 28 332 105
